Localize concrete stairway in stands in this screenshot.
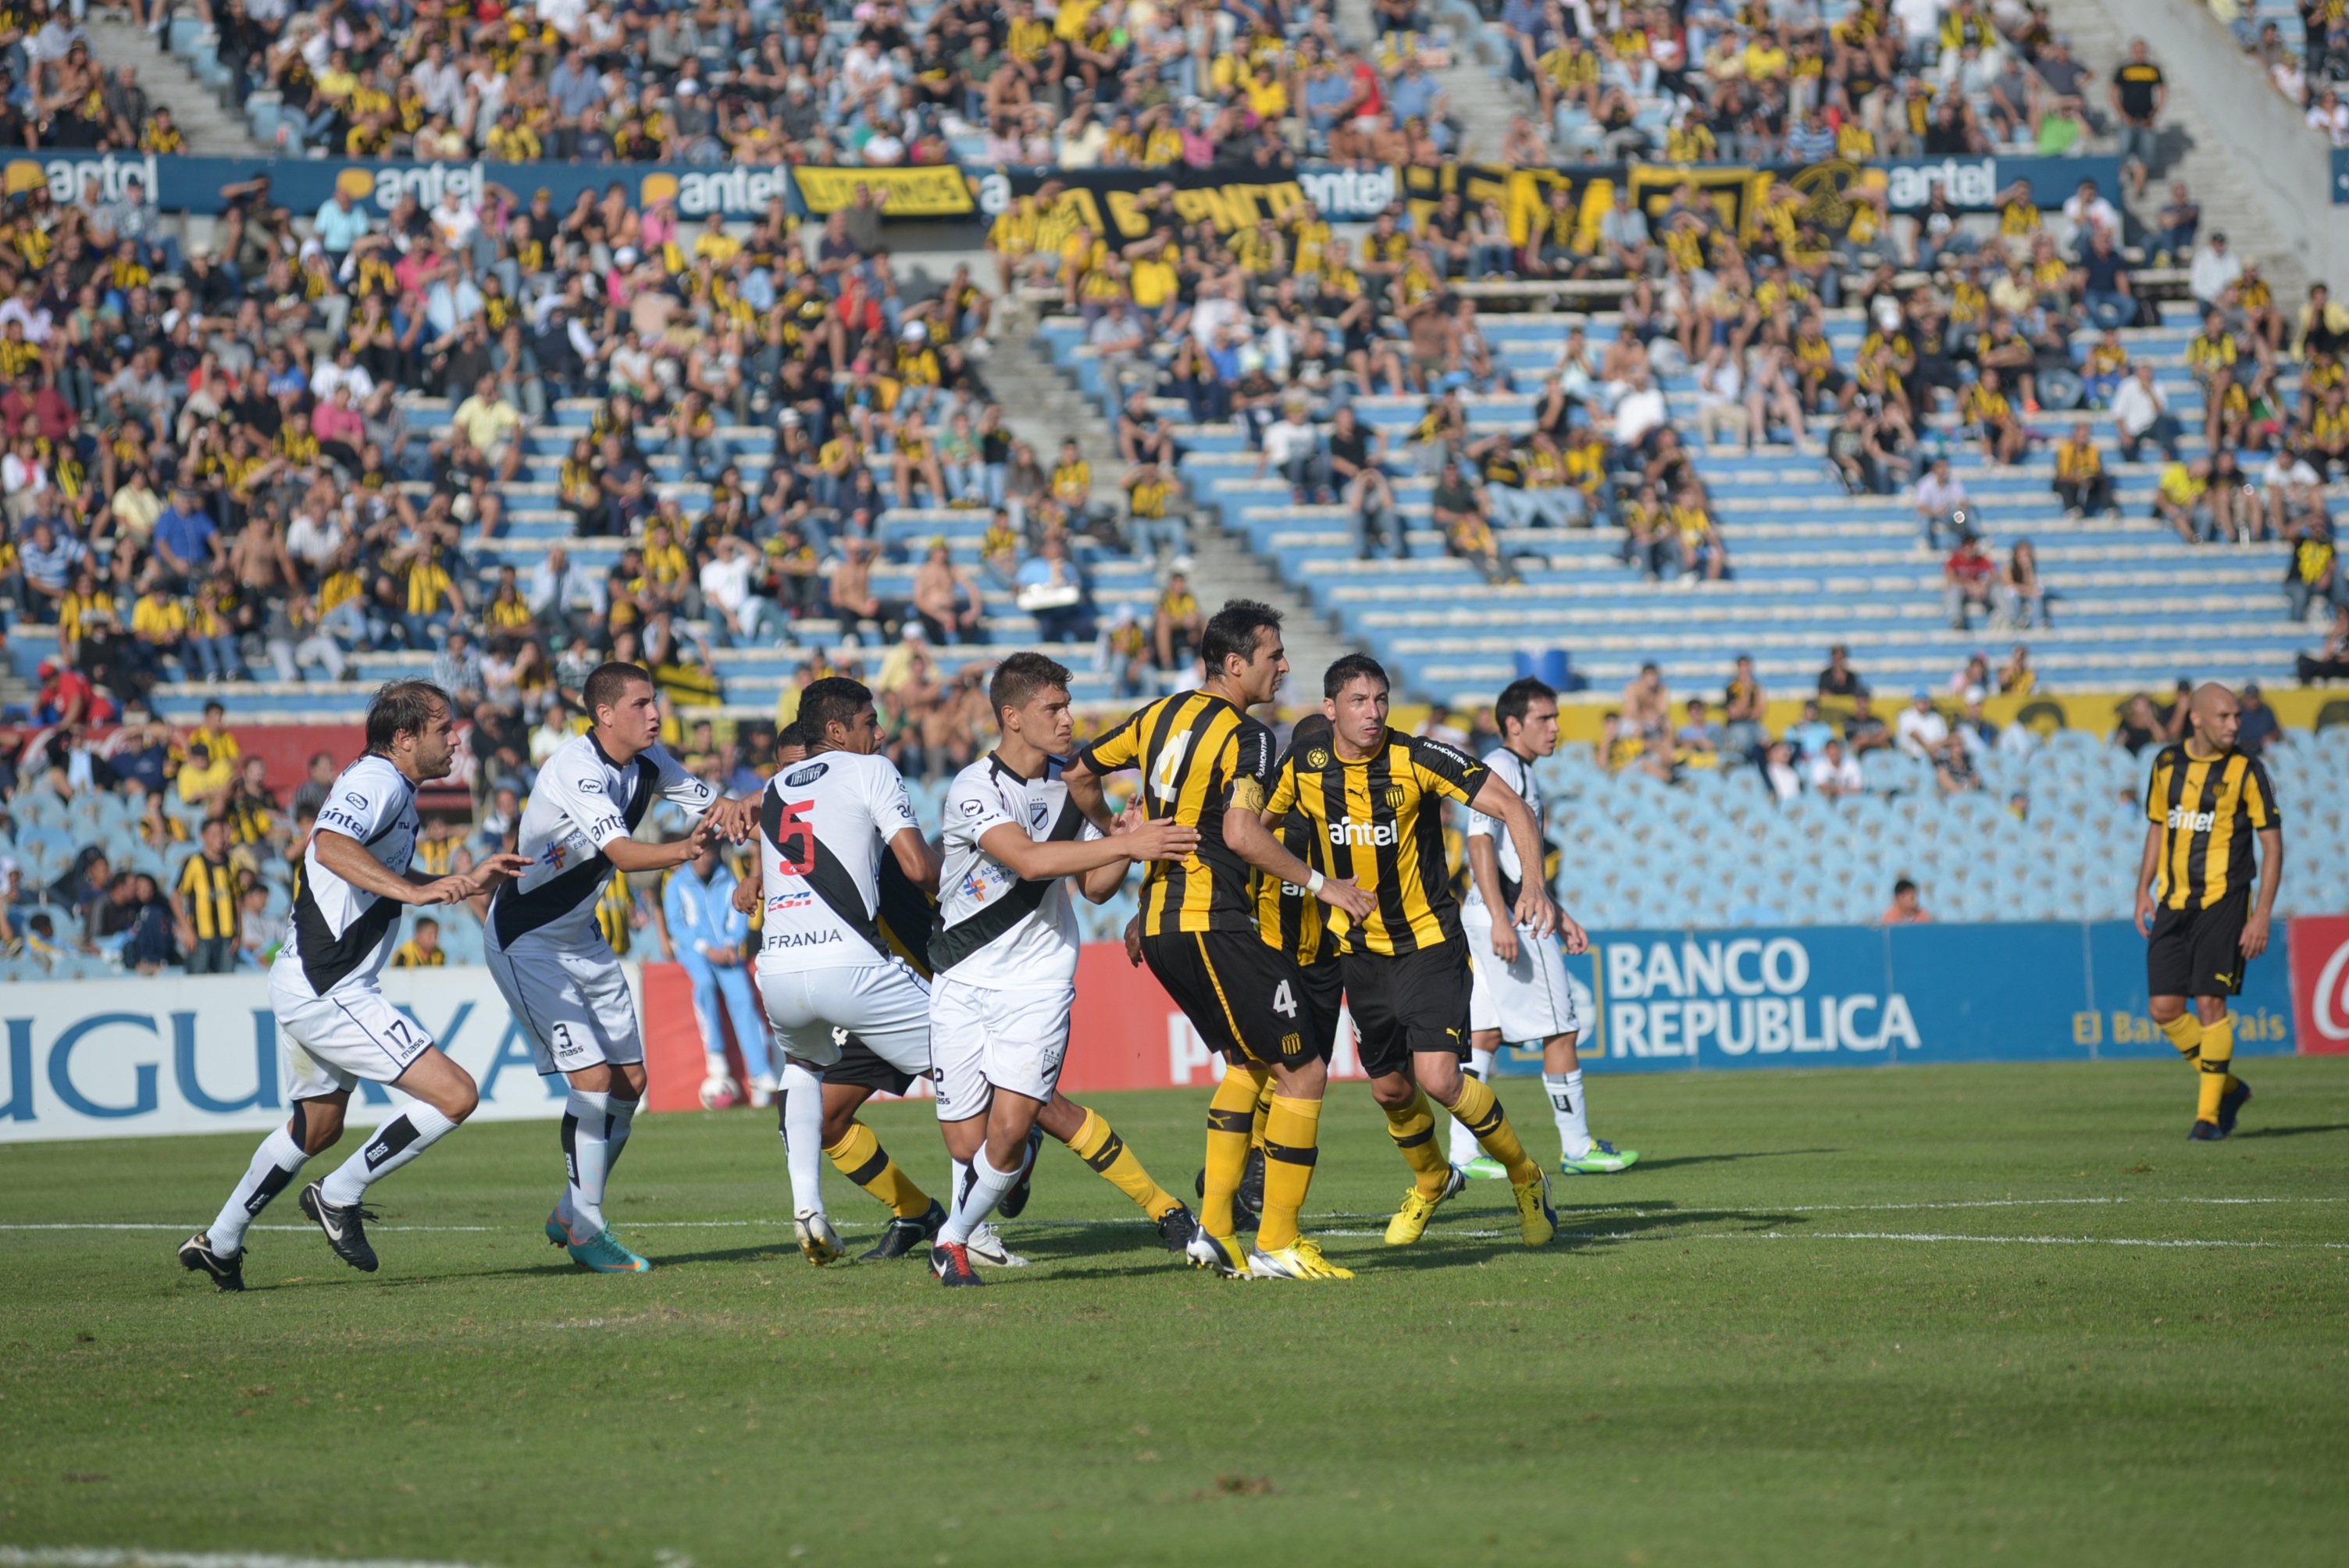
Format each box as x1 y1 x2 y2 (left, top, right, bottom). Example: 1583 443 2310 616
979 295 1357 700
86 9 271 157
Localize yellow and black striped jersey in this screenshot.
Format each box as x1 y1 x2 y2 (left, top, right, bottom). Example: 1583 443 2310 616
1078 690 1276 937
1256 717 1334 968
2144 743 2280 911
1267 729 1487 956
597 870 634 953
176 853 245 941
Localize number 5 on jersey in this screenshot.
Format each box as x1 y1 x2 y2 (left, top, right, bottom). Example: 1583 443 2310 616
770 799 816 875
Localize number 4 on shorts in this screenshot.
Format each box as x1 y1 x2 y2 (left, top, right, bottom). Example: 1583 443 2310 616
1271 979 1297 1018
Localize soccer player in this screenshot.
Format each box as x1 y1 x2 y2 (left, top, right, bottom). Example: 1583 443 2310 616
1264 654 1562 1252
1447 677 1637 1178
485 661 759 1274
754 676 952 1265
926 652 1203 1285
2135 682 2284 1140
178 682 529 1289
1064 600 1377 1282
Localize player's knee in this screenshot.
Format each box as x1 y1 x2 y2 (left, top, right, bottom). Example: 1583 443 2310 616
2195 996 2230 1025
2148 995 2187 1024
1367 1072 1414 1109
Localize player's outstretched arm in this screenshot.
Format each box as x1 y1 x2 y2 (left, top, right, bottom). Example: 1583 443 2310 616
601 814 715 875
457 851 535 898
1468 772 1559 939
317 829 471 907
1058 755 1120 834
701 793 761 843
1229 800 1374 921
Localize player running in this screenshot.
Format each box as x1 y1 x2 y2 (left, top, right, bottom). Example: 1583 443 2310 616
926 653 1203 1285
1449 676 1636 1179
1065 600 1377 1283
179 682 529 1289
485 661 758 1274
1264 654 1562 1253
2135 682 2284 1141
754 677 952 1266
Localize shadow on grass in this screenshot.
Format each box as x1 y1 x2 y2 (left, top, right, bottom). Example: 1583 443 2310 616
2227 1123 2349 1140
1622 1147 1841 1173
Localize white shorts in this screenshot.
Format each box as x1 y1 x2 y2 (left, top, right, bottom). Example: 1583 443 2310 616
486 930 643 1076
1463 901 1580 1045
270 966 437 1101
929 978 1073 1123
757 958 932 1076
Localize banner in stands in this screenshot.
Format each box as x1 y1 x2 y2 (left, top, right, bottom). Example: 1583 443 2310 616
792 163 975 217
981 163 1400 239
0 968 579 1143
1397 160 1619 249
12 151 804 221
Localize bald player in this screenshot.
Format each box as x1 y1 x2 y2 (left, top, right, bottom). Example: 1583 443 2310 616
2134 682 2284 1140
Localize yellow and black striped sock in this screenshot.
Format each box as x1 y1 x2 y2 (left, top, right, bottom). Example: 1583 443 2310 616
2158 1012 2204 1067
1450 1074 1538 1185
1202 1065 1267 1236
823 1121 931 1218
1066 1106 1180 1220
1256 1094 1322 1252
2195 1014 2235 1125
1384 1087 1452 1198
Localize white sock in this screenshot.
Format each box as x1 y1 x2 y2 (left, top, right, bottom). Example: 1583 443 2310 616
319 1103 460 1206
1449 1048 1496 1167
209 1125 307 1254
562 1089 615 1237
1549 1070 1591 1160
779 1060 826 1218
940 1142 1023 1248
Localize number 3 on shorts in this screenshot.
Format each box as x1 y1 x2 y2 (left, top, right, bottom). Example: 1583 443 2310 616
1271 979 1296 1018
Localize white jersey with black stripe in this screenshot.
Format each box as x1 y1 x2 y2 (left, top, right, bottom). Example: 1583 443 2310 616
488 732 716 953
756 748 924 970
275 754 419 1000
1462 746 1537 914
932 753 1101 989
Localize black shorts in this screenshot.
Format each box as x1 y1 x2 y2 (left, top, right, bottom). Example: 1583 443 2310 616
1340 943 1472 1081
2148 891 2252 999
1143 929 1314 1069
825 1034 920 1097
1298 958 1342 1063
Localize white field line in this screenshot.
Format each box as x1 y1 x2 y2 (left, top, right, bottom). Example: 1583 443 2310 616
0 1549 494 1568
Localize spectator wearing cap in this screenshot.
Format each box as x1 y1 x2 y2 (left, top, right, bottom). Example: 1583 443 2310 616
2237 682 2283 757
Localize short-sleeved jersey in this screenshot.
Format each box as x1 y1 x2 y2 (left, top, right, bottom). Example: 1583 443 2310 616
757 747 925 968
932 751 1100 987
178 853 245 942
278 754 419 998
2144 743 2281 911
1078 690 1275 937
1269 729 1487 956
1463 746 1542 914
491 732 717 950
1256 716 1334 968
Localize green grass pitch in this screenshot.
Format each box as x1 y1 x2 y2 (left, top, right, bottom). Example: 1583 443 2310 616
5 1060 2348 1567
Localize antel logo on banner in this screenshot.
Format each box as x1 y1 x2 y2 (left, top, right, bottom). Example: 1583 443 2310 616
1601 936 1920 1058
2290 914 2349 1056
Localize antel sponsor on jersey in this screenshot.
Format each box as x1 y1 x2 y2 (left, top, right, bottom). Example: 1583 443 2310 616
1600 936 1921 1058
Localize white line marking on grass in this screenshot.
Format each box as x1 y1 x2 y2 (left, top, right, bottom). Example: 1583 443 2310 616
0 1548 494 1568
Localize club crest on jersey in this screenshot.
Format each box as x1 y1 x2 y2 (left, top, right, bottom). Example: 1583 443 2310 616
1028 799 1050 829
1381 785 1410 808
1304 746 1331 769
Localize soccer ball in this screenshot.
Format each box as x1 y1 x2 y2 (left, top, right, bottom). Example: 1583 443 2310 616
698 1074 743 1110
